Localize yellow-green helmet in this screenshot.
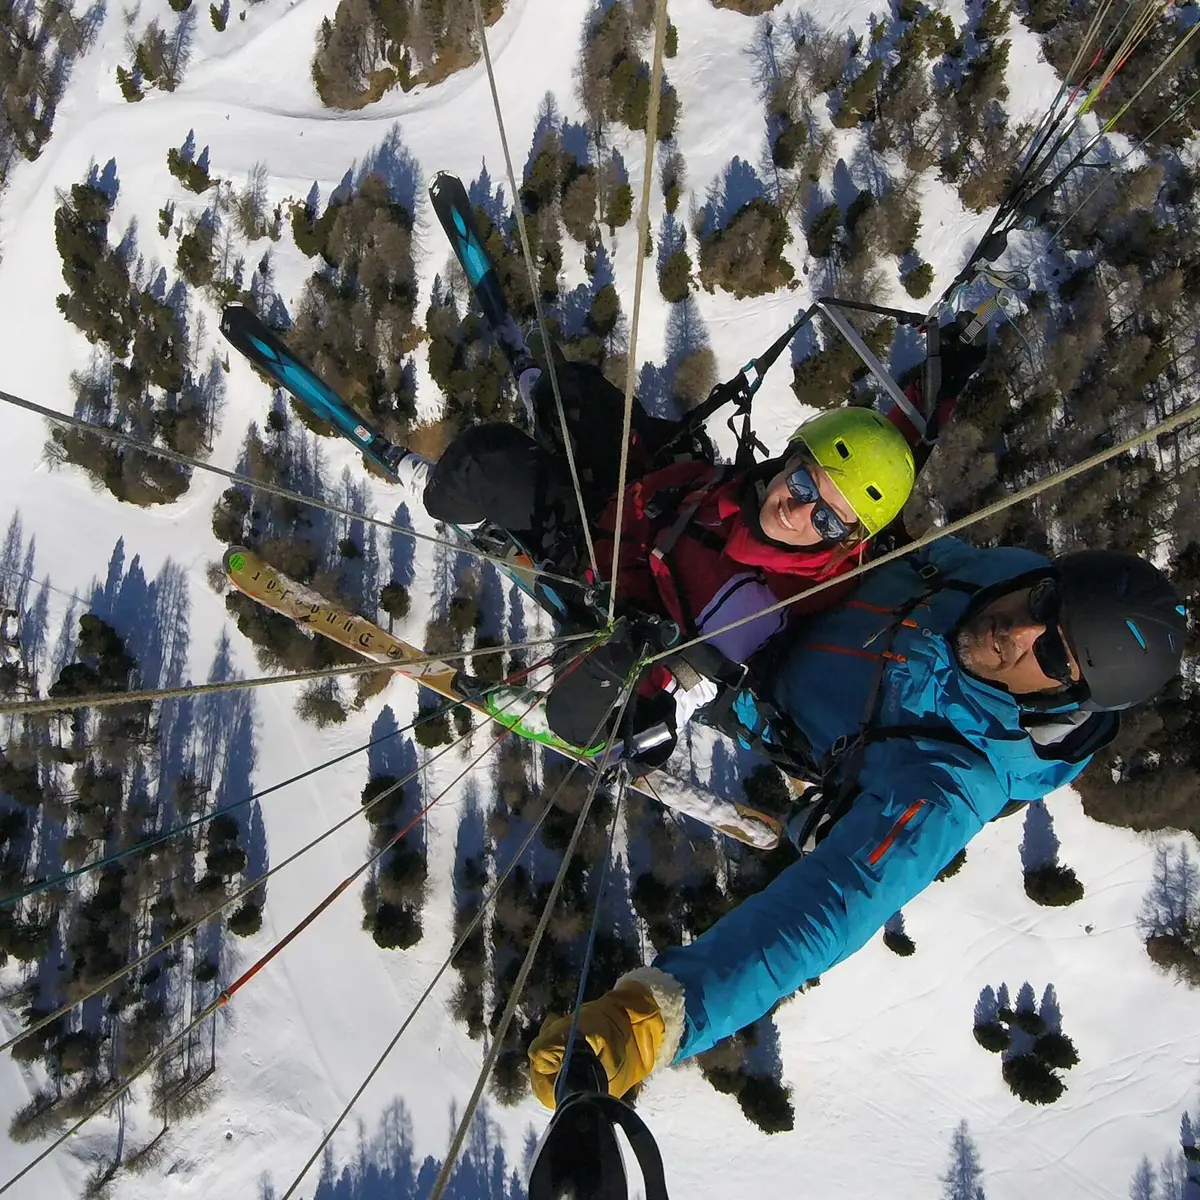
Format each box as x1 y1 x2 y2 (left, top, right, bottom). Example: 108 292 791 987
789 407 915 537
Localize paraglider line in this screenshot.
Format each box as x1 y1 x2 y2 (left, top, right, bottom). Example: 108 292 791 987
280 658 634 1200
0 631 592 718
0 650 584 1057
0 387 583 590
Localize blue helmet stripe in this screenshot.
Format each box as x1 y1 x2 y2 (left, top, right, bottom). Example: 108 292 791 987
1126 619 1147 650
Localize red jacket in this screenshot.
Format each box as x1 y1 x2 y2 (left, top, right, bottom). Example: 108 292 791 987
591 459 868 682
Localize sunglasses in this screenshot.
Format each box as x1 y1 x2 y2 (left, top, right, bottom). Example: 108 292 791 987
785 465 854 543
1027 577 1074 683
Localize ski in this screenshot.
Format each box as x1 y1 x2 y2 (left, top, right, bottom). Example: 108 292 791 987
223 546 783 850
218 304 573 621
428 172 531 374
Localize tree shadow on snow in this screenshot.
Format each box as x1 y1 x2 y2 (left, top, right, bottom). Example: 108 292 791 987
304 1098 527 1200
369 706 424 856
468 163 510 232
1019 802 1060 874
505 581 527 651
1138 841 1199 937
88 540 191 694
391 504 417 588
453 781 487 913
87 156 119 202
637 295 714 421
698 157 765 239
556 243 615 339
355 125 421 217
476 564 506 642
216 693 263 877
744 1014 784 1081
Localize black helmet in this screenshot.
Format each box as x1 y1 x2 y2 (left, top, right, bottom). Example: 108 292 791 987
1056 550 1187 710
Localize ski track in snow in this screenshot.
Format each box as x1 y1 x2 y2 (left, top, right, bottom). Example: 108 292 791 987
0 0 1198 1197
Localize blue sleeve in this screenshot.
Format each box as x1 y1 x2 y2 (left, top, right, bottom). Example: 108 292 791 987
654 760 990 1060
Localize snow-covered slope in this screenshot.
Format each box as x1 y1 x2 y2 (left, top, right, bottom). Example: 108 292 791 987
0 1 1196 1198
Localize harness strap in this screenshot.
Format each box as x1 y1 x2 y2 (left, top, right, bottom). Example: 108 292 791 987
791 558 1018 848
797 562 962 845
647 467 732 638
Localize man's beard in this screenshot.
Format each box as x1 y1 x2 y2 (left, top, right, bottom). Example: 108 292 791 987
953 613 1005 679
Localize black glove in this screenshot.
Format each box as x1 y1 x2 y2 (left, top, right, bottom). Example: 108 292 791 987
545 633 645 751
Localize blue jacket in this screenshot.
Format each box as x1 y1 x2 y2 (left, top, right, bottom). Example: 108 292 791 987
654 537 1114 1060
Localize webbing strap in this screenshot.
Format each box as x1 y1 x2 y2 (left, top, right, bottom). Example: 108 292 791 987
648 467 730 638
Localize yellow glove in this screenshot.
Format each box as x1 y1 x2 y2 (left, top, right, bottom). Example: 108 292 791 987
528 978 666 1109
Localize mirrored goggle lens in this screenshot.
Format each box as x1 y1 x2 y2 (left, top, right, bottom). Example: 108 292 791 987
787 466 852 542
812 506 851 542
1033 628 1073 683
785 466 820 503
1028 578 1072 682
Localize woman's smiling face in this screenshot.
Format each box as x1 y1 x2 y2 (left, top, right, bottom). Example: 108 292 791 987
757 457 859 547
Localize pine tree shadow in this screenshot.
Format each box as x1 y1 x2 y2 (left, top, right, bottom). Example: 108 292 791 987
19 577 50 680
87 157 119 202
506 581 527 650
656 212 686 271
974 984 999 1027
939 1119 987 1198
333 470 373 608
217 695 262 876
453 782 487 912
699 157 765 238
1138 841 1200 936
88 541 191 694
705 734 768 806
468 163 510 231
368 706 424 857
476 564 505 642
561 119 590 167
307 1099 527 1200
525 92 561 174
743 1014 784 1080
829 158 862 214
789 314 820 369
1020 802 1060 873
194 634 243 791
355 125 421 217
636 295 715 421
80 539 197 829
556 242 615 339
391 504 417 588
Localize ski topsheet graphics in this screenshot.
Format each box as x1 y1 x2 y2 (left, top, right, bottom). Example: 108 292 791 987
218 304 570 620
223 547 782 850
428 172 531 372
220 305 408 477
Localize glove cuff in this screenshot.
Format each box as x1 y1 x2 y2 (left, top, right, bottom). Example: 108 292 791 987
616 966 686 1074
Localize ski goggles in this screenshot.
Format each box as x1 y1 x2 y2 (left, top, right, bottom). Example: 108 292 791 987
1028 576 1074 683
785 465 854 543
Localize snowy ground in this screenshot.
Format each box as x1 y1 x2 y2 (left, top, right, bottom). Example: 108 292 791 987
0 0 1197 1197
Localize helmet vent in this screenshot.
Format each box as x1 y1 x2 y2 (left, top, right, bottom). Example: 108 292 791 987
1126 619 1147 650
866 485 882 501
834 439 850 458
